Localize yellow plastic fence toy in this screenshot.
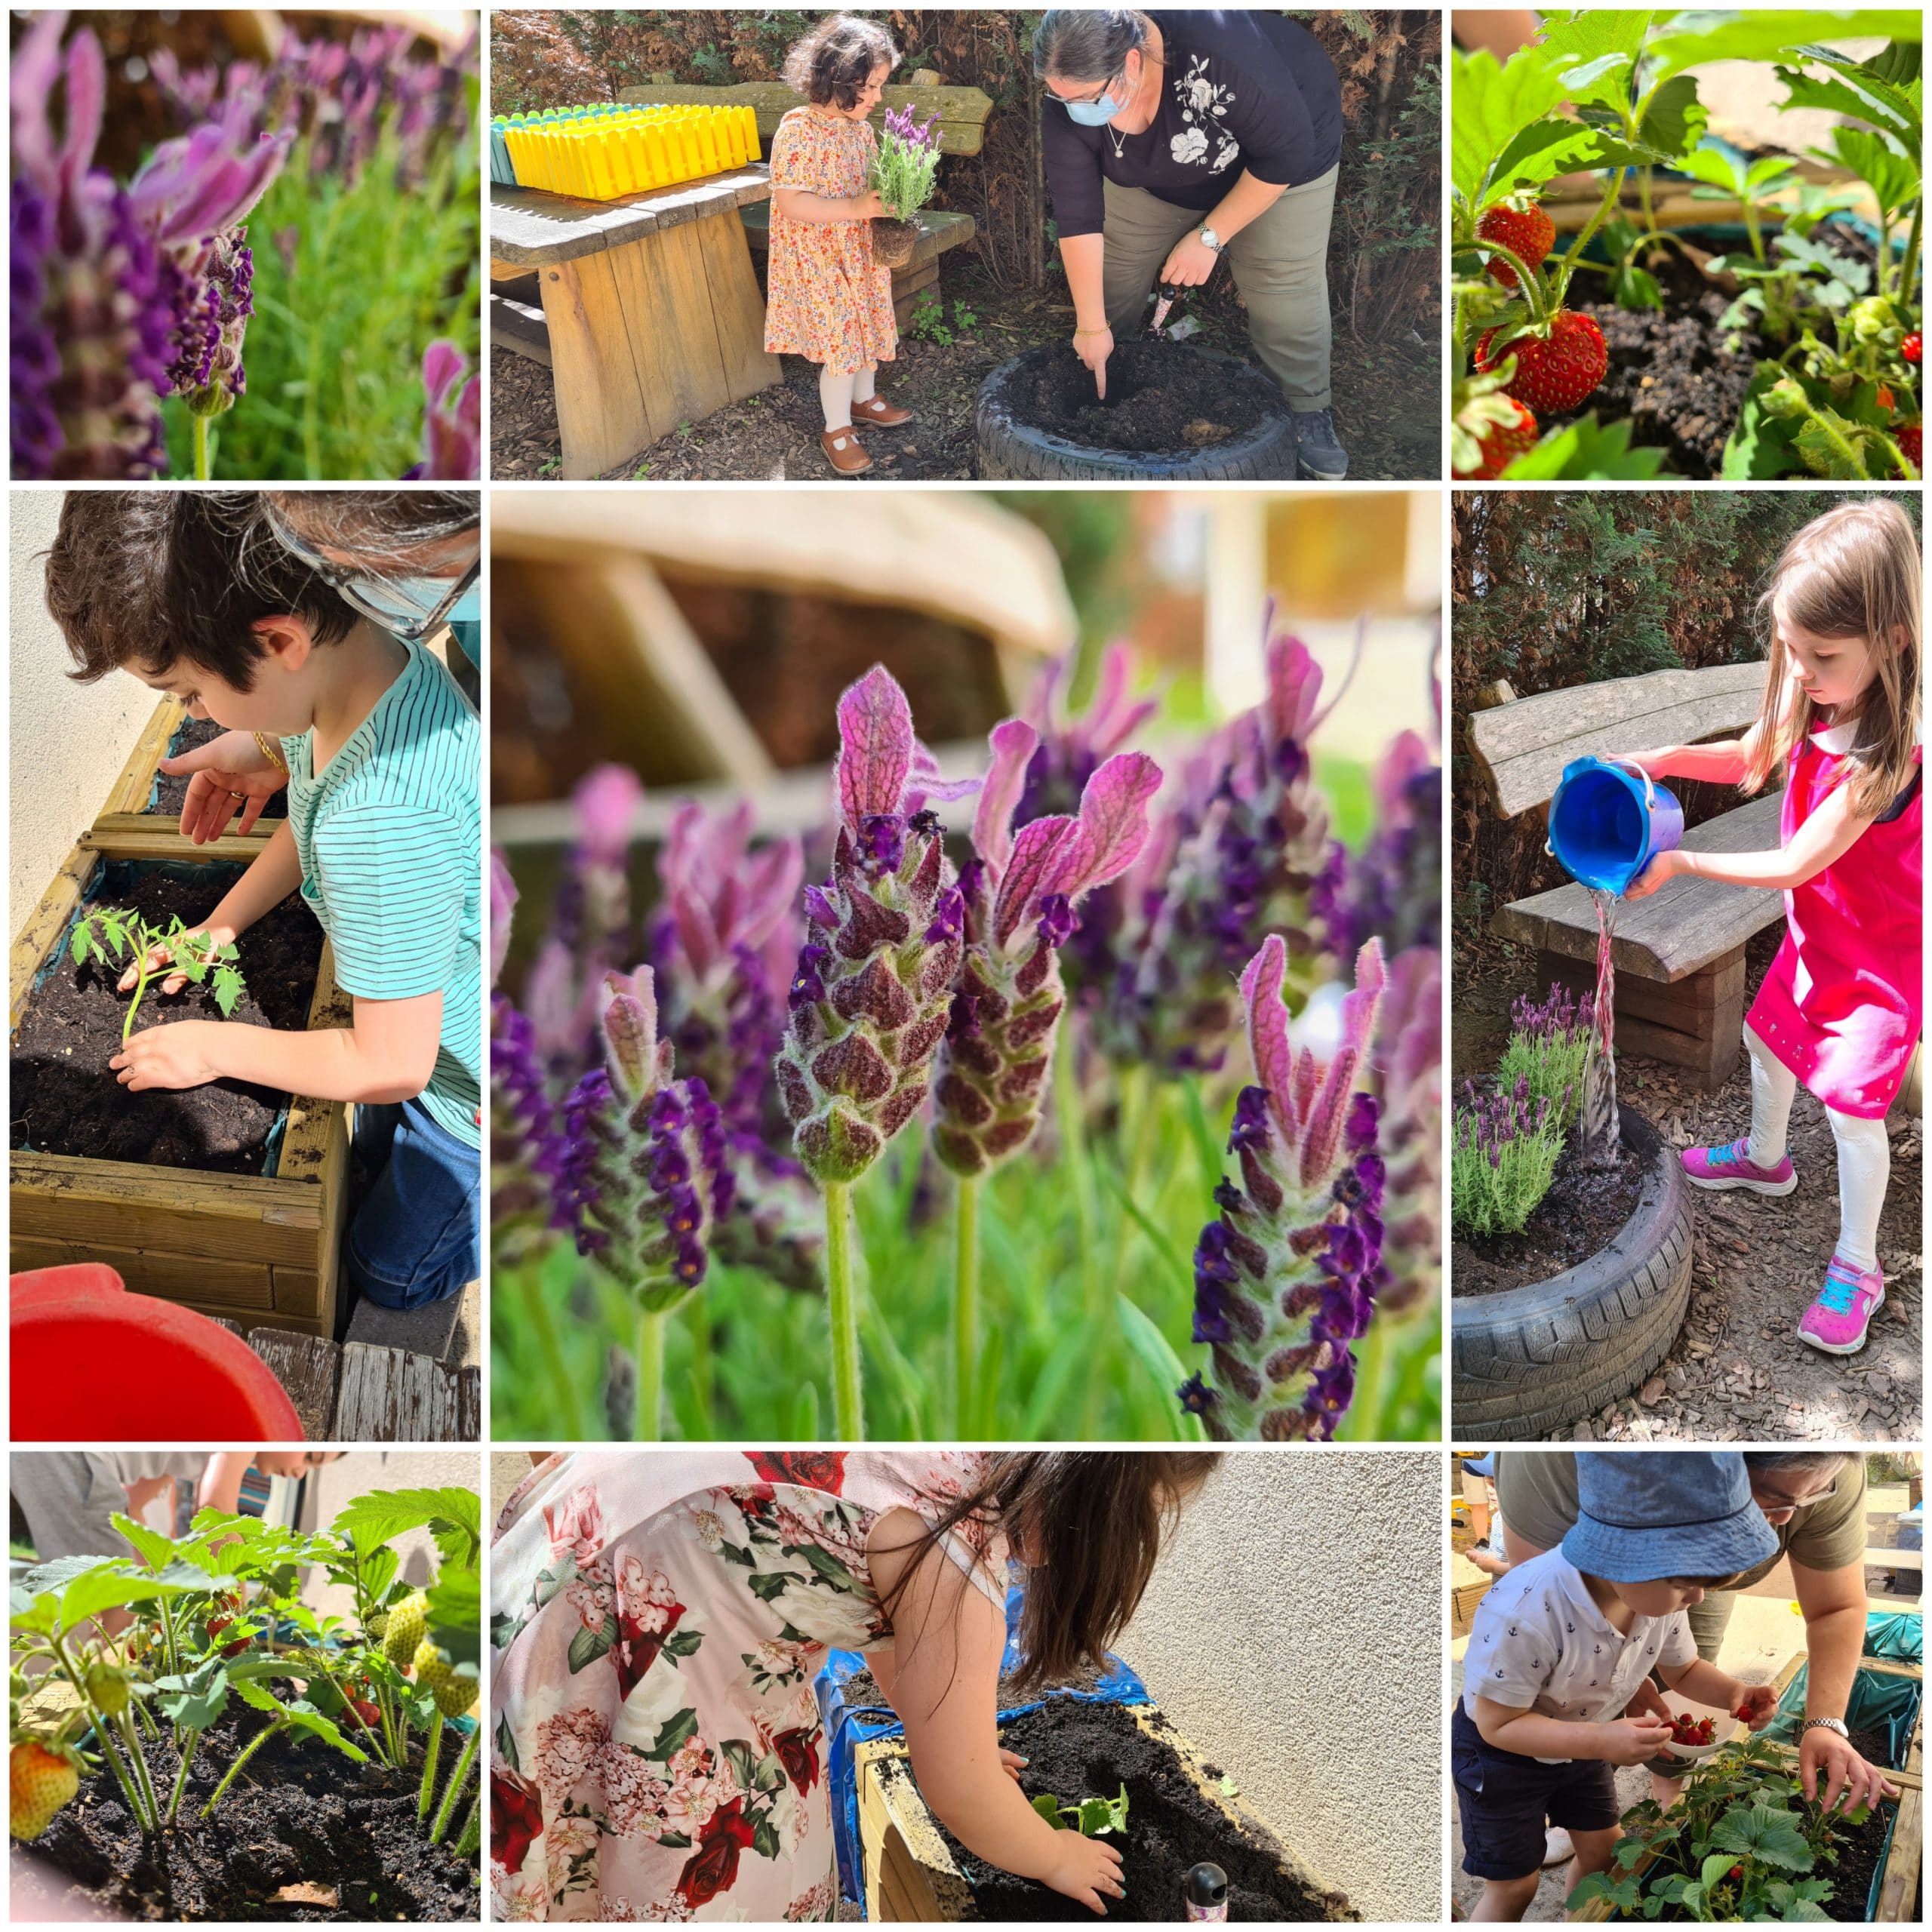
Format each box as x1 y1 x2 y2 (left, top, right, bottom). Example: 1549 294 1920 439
498 104 761 200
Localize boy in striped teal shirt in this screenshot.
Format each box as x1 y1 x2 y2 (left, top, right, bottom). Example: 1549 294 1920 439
46 493 481 1311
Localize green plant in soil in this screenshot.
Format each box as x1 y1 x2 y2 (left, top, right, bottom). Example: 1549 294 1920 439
7 1486 479 1855
1032 1783 1131 1837
67 908 245 1041
1567 1734 1878 1921
1452 1077 1565 1239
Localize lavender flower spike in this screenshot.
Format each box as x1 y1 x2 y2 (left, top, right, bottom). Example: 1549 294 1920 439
935 724 1161 1175
405 339 481 481
1182 934 1387 1441
1371 947 1441 1319
774 666 976 1185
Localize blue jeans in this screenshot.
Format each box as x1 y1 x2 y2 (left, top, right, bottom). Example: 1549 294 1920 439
346 1099 480 1309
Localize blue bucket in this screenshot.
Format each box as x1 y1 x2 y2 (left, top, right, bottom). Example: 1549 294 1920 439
1548 756 1684 895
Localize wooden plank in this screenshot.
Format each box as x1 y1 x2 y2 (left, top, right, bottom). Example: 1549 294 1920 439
598 236 685 447
539 252 657 480
334 1343 459 1442
1877 1780 1921 1918
740 201 977 275
100 700 186 816
491 168 772 268
1491 792 1786 981
616 82 994 153
893 261 942 328
639 216 735 428
1546 948 1746 1017
690 208 783 403
491 291 552 366
1467 663 1770 819
246 1328 339 1442
11 844 100 1029
82 824 275 866
457 1365 481 1444
8 1235 275 1310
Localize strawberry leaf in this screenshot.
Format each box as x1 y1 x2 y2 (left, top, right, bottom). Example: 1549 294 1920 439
1451 46 1570 206
1501 415 1669 480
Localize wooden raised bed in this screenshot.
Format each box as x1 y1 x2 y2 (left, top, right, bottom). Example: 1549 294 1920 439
855 1703 1355 1922
95 696 287 835
10 827 351 1340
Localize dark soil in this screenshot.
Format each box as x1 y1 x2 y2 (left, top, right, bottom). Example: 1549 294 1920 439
1007 340 1272 453
1815 1798 1895 1922
489 254 1440 482
149 718 287 820
1555 249 1770 478
835 1658 1109 1717
931 1699 1347 1923
27 1709 476 1920
1453 1135 1644 1297
10 865 324 1176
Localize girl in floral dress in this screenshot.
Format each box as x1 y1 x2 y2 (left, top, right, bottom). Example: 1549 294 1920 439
766 16 911 476
490 1449 1217 1921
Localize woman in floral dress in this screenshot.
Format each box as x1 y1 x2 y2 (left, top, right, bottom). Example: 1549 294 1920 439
490 1449 1216 1921
765 15 912 476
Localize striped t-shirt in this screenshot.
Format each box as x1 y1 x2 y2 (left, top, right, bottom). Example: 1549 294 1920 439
282 635 481 1150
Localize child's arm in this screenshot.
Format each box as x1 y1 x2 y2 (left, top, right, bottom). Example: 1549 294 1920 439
1655 1659 1778 1727
861 1649 1030 1785
1472 1693 1672 1764
1626 782 1875 898
872 1509 1122 1915
118 821 304 996
111 989 443 1104
1620 737 1752 786
774 185 886 222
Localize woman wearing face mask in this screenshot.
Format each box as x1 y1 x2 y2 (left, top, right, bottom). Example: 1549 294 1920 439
1033 10 1347 477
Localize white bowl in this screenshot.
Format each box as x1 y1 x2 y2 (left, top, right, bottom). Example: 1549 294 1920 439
1663 1719 1736 1762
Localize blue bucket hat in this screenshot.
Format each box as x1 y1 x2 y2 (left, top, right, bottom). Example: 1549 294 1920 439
1465 1454 1497 1477
1561 1451 1780 1582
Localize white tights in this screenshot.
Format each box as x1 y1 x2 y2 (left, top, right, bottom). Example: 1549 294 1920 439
1743 1022 1890 1272
819 362 878 431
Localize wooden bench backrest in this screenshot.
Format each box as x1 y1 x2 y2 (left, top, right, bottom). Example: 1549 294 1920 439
618 82 994 154
1468 661 1770 820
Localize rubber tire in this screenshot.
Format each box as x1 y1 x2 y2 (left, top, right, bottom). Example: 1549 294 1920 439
974 343 1299 481
1451 1110 1694 1440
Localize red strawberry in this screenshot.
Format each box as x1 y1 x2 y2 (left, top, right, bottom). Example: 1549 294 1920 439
349 1698 381 1727
1475 312 1609 415
1453 394 1540 478
10 1741 79 1841
1727 1865 1743 1882
1734 1705 1752 1721
1478 203 1555 291
1903 333 1921 365
1899 425 1921 472
1878 384 1896 411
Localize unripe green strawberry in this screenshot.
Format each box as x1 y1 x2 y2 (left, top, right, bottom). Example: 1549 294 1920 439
1477 202 1554 290
1475 311 1607 415
84 1663 130 1717
10 1741 79 1841
383 1592 428 1669
412 1640 476 1718
366 1610 389 1638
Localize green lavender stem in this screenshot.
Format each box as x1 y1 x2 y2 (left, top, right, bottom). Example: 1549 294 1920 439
953 1174 981 1435
417 1711 444 1820
823 1180 864 1441
635 1304 666 1442
192 411 212 482
428 1726 478 1844
521 1267 583 1439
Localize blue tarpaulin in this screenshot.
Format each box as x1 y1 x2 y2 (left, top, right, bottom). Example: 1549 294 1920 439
1862 1607 1923 1664
815 1584 1150 1910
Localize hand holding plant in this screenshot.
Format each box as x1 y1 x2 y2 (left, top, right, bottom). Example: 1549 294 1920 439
69 906 245 1038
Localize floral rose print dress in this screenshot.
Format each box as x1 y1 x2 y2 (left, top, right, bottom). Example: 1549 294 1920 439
763 105 899 376
490 1450 998 1922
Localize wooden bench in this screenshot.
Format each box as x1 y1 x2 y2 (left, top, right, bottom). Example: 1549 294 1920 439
617 82 995 155
1467 663 1784 1092
739 200 977 327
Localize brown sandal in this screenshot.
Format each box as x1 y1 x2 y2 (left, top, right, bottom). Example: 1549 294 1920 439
853 392 913 426
820 426 872 475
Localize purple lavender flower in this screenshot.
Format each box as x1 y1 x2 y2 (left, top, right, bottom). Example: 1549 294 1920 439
404 339 480 481
1181 934 1386 1441
1370 947 1441 1318
774 665 978 1186
1014 642 1161 828
934 719 1161 1176
1325 728 1442 961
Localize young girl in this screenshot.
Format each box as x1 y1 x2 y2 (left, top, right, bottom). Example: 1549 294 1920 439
490 1449 1217 1921
1623 499 1921 1356
766 15 912 477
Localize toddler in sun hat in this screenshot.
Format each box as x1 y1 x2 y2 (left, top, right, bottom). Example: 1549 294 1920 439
1453 1452 1782 1921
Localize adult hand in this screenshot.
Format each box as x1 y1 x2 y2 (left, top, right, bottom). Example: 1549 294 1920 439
111 1019 223 1092
162 731 285 844
1623 848 1686 900
1044 1832 1124 1915
1599 1715 1674 1765
1072 325 1114 398
1158 230 1222 288
1800 1726 1900 1814
1734 1684 1780 1732
998 1749 1028 1783
118 924 226 999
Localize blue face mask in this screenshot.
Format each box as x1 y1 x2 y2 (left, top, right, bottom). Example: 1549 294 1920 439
1062 66 1128 126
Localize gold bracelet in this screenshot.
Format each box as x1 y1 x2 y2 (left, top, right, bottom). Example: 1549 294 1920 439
254 731 290 777
1072 326 1109 339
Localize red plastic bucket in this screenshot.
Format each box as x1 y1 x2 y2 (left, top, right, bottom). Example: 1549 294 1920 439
10 1268 305 1441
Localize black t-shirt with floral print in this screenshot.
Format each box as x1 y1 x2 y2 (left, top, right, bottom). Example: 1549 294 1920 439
1041 11 1343 238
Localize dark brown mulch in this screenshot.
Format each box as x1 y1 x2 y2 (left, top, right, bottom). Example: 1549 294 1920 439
488 255 1440 482
1454 1138 1643 1297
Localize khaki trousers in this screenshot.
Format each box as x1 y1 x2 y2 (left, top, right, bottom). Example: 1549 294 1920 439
1100 165 1339 410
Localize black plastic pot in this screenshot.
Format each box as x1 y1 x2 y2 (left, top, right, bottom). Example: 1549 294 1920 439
1451 1110 1694 1440
975 343 1297 481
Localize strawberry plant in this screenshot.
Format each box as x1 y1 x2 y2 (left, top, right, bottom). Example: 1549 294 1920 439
1567 1734 1885 1921
67 905 245 1041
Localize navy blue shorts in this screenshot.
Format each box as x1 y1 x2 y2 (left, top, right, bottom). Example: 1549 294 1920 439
1452 1703 1619 1881
346 1098 480 1310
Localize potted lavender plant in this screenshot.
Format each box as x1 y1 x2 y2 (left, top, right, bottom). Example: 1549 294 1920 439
871 103 940 269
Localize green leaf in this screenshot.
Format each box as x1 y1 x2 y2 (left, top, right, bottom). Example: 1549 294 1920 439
211 966 244 1017
648 1708 700 1761
1826 126 1920 218
108 1513 180 1577
1218 1774 1240 1799
1610 261 1664 309
1778 51 1921 145
1675 145 1749 196
281 1698 370 1762
1500 414 1671 479
331 1486 481 1567
60 1559 220 1629
1711 1797 1815 1872
750 1815 780 1860
232 1676 285 1715
152 1656 229 1733
1484 116 1612 205
425 1567 481 1672
1645 15 1924 88
1032 1792 1067 1828
1702 1853 1740 1892
1637 74 1707 157
1451 45 1571 205
1112 1291 1198 1439
721 1738 759 1792
69 925 88 966
566 1616 617 1674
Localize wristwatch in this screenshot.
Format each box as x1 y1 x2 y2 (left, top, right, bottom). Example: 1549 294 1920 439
1198 226 1223 253
1803 1717 1850 1742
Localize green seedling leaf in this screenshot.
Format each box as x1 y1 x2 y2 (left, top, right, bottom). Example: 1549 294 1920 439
152 1656 230 1732
1451 45 1571 205
1218 1774 1240 1799
211 966 245 1017
332 1487 481 1567
1501 414 1670 479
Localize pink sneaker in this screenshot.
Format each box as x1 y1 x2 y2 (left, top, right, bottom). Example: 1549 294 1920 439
1681 1136 1797 1195
1797 1256 1886 1355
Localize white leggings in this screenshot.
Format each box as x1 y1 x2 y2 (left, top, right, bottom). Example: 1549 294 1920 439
818 362 877 430
1743 1023 1890 1272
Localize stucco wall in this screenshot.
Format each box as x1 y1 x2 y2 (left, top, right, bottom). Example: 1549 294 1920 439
9 491 160 924
300 1449 482 1622
1119 1448 1441 1924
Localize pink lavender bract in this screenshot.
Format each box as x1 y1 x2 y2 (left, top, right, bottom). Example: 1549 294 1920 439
405 339 481 481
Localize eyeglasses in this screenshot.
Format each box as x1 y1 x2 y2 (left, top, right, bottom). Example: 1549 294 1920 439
1753 1478 1837 1513
1057 63 1126 104
261 500 481 642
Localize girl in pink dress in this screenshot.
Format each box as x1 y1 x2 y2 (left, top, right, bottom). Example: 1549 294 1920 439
1624 499 1921 1356
489 1449 1216 1921
766 16 911 477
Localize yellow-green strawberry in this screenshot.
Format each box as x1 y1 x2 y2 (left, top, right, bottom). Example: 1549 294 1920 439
83 1664 129 1718
366 1609 389 1638
412 1640 475 1718
10 1741 79 1841
383 1592 428 1669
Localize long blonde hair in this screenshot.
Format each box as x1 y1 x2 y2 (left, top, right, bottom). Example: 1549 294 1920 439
1743 498 1921 819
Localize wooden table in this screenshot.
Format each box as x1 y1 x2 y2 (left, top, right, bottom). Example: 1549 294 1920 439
490 164 781 478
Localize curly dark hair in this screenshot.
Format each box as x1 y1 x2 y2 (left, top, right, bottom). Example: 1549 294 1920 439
782 13 897 110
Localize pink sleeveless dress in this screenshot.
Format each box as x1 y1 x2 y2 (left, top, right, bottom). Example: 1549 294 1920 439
488 1450 998 1922
1746 732 1922 1118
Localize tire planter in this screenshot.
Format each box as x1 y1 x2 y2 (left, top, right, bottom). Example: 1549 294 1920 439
1451 1110 1694 1440
975 343 1298 481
